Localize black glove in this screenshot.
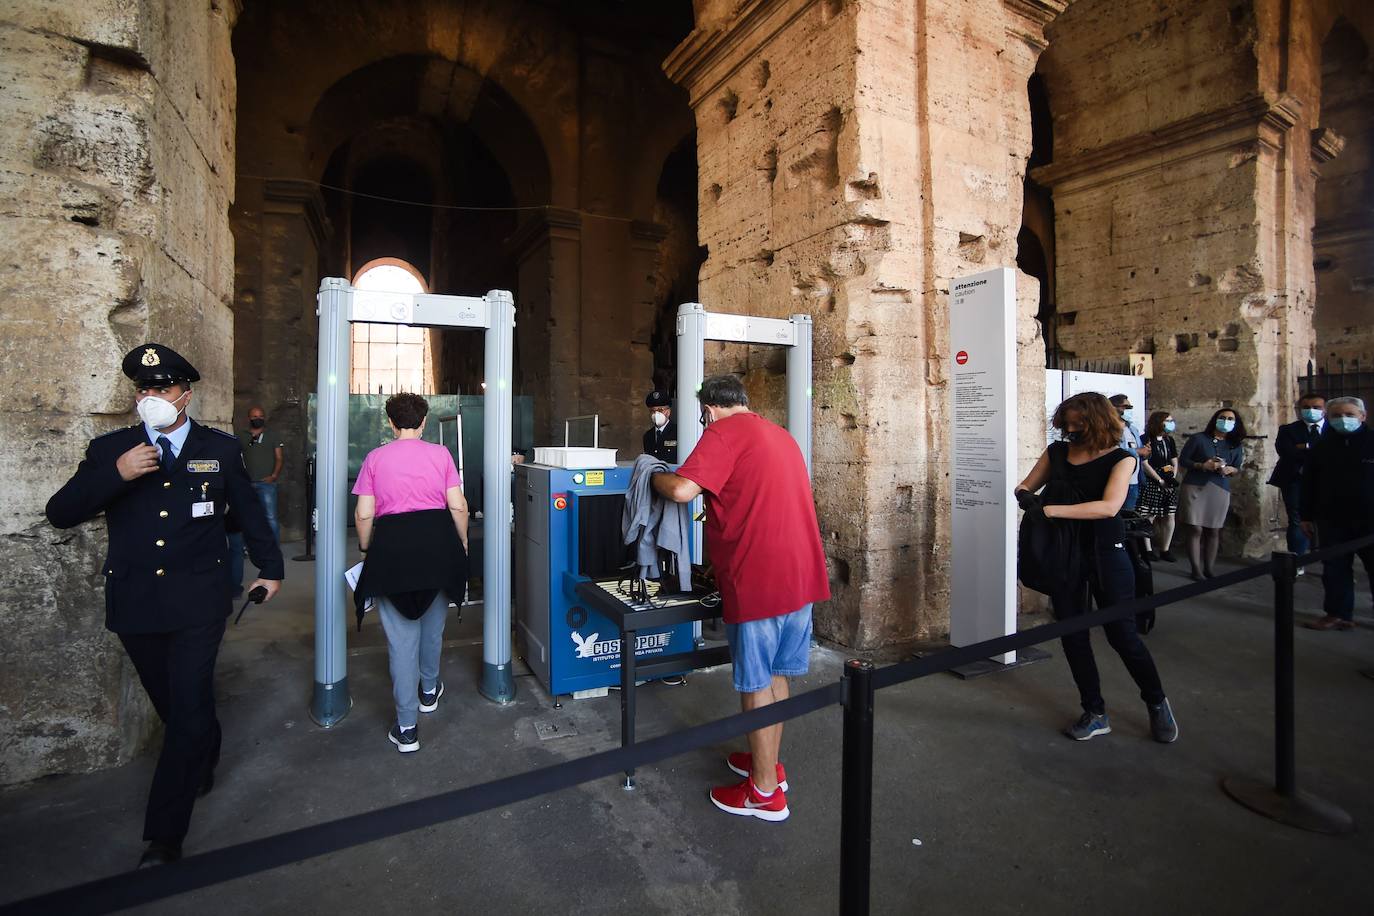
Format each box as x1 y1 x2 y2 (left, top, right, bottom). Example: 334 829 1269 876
1014 489 1042 512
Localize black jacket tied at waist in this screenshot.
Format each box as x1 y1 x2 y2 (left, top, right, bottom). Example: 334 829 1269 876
354 508 467 629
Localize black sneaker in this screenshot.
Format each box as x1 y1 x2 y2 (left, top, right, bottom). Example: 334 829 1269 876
389 724 419 753
1147 698 1179 743
419 680 445 713
1065 711 1111 741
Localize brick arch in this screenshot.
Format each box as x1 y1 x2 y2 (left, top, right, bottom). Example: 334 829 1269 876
353 257 430 293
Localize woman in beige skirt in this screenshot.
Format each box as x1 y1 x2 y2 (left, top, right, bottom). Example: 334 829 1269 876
1177 408 1246 579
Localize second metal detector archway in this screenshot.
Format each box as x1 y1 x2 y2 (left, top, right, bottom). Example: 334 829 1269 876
311 277 517 726
675 302 814 567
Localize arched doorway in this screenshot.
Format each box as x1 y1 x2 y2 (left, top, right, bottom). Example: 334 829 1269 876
351 260 433 395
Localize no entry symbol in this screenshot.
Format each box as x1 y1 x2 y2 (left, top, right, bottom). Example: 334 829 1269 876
955 351 969 365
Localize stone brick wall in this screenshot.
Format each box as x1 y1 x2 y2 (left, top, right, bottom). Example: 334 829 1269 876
1036 0 1325 556
0 0 238 785
668 0 1058 647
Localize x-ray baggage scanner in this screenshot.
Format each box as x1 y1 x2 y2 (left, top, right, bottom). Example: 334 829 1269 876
311 278 516 726
674 303 814 566
514 462 696 697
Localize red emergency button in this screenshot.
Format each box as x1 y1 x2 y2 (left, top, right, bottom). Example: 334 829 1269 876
553 495 568 511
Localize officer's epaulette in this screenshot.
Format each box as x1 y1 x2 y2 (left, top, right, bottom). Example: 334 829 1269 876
93 424 142 441
205 426 239 440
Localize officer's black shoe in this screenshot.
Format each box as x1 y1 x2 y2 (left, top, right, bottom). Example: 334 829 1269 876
198 739 221 797
138 841 182 869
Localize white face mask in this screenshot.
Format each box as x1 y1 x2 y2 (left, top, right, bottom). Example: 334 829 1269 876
652 412 668 429
137 391 187 430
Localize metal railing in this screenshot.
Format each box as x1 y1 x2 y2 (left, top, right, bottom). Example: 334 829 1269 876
4 537 1371 916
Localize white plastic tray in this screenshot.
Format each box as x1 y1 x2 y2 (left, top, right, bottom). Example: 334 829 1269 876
533 446 618 469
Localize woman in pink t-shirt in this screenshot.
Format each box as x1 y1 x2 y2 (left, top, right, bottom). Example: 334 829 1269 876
352 393 469 753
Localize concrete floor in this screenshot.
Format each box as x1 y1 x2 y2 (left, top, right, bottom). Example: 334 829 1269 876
2 546 1372 914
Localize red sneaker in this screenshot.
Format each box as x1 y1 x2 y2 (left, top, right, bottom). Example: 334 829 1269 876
709 777 789 822
726 752 789 791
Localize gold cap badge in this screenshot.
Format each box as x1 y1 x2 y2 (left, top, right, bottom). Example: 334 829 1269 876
141 347 160 367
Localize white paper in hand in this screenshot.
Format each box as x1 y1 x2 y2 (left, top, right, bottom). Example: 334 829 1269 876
344 562 375 611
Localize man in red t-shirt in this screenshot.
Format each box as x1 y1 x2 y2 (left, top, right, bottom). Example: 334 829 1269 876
653 374 829 822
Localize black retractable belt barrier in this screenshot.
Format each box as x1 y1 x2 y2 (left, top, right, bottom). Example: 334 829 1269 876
0 685 842 916
1221 551 1356 834
839 660 876 916
12 534 1374 915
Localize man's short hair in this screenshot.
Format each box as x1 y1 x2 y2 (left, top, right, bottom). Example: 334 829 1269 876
1108 393 1129 408
697 374 749 408
1298 392 1326 405
1327 396 1366 414
385 392 429 429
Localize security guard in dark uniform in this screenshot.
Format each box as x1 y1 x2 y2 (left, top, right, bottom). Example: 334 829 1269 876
46 343 283 868
642 389 678 462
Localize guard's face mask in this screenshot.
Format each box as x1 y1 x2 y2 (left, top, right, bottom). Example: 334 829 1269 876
1300 407 1324 423
1331 415 1364 434
249 417 265 429
136 390 188 430
651 411 668 429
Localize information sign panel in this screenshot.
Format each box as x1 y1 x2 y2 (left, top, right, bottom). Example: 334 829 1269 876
950 268 1017 664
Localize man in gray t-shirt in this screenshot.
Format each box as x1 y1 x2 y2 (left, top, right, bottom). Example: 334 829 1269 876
238 405 283 543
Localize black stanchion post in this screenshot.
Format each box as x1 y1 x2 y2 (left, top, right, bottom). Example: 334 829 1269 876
839 659 875 916
1221 551 1354 834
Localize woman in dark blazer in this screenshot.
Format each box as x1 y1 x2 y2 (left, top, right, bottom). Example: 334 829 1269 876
1177 408 1246 579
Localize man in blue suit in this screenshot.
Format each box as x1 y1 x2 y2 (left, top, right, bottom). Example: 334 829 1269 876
1267 393 1325 559
46 343 283 868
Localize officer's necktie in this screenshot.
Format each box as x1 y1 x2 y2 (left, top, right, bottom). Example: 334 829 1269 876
157 435 173 473
1308 424 1319 444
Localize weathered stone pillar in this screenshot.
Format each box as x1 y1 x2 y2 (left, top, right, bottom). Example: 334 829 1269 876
1034 0 1323 556
0 1 238 783
233 179 329 542
667 0 1059 647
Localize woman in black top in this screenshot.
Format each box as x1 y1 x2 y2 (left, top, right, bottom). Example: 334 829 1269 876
1137 410 1180 561
1016 392 1178 743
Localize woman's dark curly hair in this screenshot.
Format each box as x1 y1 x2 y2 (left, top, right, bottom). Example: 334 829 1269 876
385 392 429 430
1051 392 1123 452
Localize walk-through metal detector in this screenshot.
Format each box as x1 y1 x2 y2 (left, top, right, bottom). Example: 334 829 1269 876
675 303 814 570
311 277 517 726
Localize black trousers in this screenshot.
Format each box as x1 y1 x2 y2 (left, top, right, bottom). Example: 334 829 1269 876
1051 537 1166 715
118 618 225 844
1317 519 1374 621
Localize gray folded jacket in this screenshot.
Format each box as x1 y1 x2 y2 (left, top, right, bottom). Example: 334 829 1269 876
622 453 693 591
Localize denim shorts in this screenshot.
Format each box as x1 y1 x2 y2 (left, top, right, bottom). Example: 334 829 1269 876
725 606 813 693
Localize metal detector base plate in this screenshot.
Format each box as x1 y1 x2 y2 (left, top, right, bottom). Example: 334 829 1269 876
480 663 517 705
1221 776 1356 835
921 645 1052 680
309 679 352 728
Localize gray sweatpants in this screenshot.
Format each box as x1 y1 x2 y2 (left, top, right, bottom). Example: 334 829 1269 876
377 593 448 728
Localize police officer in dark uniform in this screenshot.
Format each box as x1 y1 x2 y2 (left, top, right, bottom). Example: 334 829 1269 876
46 343 284 868
642 389 678 462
